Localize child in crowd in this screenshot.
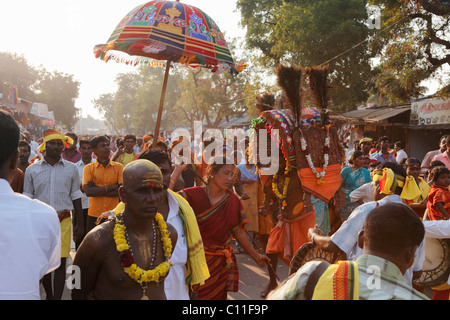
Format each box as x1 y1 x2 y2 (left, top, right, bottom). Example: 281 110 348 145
425 165 450 300
402 158 431 218
426 160 446 184
426 166 450 221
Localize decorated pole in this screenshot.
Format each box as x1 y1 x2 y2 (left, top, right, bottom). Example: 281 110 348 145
152 61 171 148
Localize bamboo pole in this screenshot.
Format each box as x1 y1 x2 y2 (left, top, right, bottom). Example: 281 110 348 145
152 61 171 148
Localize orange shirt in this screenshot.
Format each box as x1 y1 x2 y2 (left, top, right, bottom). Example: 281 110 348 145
426 185 450 221
82 160 123 218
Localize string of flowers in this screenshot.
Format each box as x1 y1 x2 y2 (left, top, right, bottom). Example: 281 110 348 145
299 124 331 185
272 164 291 209
114 212 172 285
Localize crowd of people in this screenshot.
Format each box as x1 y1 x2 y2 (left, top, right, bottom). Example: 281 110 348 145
0 107 449 301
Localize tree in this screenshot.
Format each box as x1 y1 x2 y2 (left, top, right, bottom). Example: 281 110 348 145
36 70 80 129
94 62 249 133
368 0 450 102
93 65 183 134
0 52 39 101
237 0 375 111
173 68 248 128
92 93 121 134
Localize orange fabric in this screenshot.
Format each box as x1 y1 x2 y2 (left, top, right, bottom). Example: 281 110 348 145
83 160 123 218
297 163 342 203
427 185 450 221
265 211 315 265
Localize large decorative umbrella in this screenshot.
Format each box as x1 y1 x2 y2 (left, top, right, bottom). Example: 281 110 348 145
94 0 246 145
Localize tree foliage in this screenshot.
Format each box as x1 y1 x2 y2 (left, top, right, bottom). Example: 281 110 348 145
36 70 80 129
0 52 80 129
368 0 450 102
0 52 39 101
93 64 249 133
237 0 374 111
173 68 248 127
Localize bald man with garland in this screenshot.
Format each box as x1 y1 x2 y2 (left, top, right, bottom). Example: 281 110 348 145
72 160 177 300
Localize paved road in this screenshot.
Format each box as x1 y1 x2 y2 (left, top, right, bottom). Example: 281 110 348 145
228 252 289 300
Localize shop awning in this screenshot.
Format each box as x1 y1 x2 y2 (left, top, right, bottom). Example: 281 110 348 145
342 106 410 123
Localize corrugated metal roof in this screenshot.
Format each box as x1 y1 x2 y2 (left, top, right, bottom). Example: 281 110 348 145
342 106 410 123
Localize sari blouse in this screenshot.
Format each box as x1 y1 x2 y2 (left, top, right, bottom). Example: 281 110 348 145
341 166 371 196
340 166 372 217
181 186 244 248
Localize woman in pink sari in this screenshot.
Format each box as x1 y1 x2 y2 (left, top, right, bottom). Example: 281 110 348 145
180 155 269 300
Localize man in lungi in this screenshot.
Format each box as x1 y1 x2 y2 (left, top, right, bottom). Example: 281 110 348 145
24 129 83 300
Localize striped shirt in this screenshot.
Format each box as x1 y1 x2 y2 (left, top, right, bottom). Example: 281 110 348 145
24 157 83 212
268 254 430 300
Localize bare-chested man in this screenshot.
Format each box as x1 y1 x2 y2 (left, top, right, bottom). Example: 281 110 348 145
259 150 315 298
72 160 177 300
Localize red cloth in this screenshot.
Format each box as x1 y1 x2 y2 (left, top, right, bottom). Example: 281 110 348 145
182 187 243 247
427 185 450 220
182 186 244 299
265 211 315 265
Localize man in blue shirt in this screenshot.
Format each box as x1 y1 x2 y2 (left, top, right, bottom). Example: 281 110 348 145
373 136 396 163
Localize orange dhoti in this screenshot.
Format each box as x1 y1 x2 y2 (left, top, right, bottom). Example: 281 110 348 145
266 210 315 265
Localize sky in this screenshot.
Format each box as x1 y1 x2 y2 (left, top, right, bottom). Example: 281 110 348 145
0 0 246 120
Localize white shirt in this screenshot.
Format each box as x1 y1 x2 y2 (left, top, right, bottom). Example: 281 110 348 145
396 149 408 163
76 158 95 209
164 191 189 300
331 194 425 284
29 140 39 155
349 181 374 203
422 220 450 285
0 178 61 300
23 157 83 212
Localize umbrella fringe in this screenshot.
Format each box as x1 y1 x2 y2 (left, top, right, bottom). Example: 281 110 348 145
99 49 243 74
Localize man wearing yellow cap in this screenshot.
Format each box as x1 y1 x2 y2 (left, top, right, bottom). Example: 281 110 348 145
24 129 83 300
359 137 373 157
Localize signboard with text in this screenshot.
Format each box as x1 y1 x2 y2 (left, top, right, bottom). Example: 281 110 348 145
410 97 450 126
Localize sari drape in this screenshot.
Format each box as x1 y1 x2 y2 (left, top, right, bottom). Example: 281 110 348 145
181 186 245 300
340 167 371 221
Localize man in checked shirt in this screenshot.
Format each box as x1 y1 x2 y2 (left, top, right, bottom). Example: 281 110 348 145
24 130 83 300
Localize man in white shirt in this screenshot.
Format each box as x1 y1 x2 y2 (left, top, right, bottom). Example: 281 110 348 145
308 162 425 285
24 130 83 300
394 141 408 164
350 181 375 204
0 111 60 300
75 137 95 249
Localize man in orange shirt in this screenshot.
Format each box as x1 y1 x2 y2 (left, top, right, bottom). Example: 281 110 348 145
83 135 123 233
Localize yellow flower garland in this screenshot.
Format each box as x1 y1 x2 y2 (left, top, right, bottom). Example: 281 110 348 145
114 212 172 284
272 165 291 209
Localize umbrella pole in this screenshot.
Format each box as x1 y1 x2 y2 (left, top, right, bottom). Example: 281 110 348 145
152 60 171 148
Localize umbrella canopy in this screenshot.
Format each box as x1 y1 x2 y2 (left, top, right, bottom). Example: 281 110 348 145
94 0 246 74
